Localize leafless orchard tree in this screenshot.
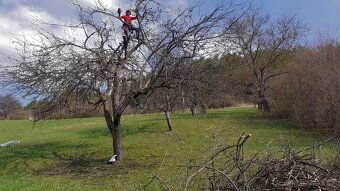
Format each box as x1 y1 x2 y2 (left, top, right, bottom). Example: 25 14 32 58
137 58 188 132
1 0 240 161
227 7 307 112
143 57 228 129
0 94 22 120
141 87 179 131
182 58 227 118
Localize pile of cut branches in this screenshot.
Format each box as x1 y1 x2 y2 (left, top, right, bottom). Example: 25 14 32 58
251 146 339 190
184 134 340 191
143 134 339 190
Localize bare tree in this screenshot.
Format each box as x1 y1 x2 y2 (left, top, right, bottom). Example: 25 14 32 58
1 0 238 161
0 95 22 120
142 87 179 131
182 58 227 117
138 59 187 132
227 7 307 112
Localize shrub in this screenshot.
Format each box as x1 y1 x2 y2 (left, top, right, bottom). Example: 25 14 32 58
272 43 340 135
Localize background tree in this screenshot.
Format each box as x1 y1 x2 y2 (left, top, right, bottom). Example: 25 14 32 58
217 53 250 104
182 58 225 117
139 57 187 131
25 97 103 119
0 95 22 120
141 87 180 131
227 7 307 112
2 0 238 161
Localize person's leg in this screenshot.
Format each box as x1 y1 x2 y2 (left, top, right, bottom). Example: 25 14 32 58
122 25 129 52
129 25 140 39
123 24 129 40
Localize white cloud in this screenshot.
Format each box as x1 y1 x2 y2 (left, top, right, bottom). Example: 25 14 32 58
0 17 15 47
0 5 63 59
15 5 58 23
0 0 127 103
0 0 131 62
79 0 123 10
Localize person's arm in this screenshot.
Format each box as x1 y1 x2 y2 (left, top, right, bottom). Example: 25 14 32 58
117 8 122 17
131 16 137 20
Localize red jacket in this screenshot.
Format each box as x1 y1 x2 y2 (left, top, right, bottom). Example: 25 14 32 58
120 15 137 24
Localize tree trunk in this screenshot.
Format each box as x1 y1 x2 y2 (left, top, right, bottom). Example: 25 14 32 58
262 99 270 112
165 111 173 131
164 93 173 131
103 107 114 134
200 103 207 119
257 101 262 110
181 90 185 112
190 105 196 117
113 114 123 161
257 98 270 112
111 63 124 161
257 90 270 112
103 103 123 161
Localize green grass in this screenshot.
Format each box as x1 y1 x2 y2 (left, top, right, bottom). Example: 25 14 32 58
0 107 336 190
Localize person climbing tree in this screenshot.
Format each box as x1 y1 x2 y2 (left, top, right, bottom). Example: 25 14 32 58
117 8 140 40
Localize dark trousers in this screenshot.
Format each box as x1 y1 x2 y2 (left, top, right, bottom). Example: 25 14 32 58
123 24 140 36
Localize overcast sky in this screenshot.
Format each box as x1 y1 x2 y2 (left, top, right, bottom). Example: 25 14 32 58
1 0 340 104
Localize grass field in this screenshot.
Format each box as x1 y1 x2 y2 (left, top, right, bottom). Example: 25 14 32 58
0 107 336 190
